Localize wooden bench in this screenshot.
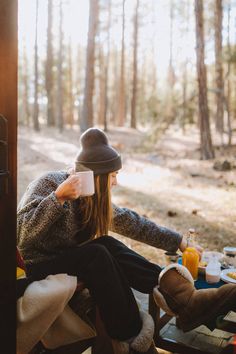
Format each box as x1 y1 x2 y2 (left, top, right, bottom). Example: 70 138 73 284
30 306 113 354
17 248 113 354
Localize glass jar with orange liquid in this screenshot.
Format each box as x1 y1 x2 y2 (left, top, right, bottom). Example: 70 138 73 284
182 228 199 280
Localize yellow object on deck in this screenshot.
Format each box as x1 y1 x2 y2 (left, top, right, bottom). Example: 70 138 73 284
17 267 26 279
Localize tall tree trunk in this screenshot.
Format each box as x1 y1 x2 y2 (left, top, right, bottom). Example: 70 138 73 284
130 0 139 129
46 0 55 126
168 0 176 87
66 40 74 127
182 60 188 133
103 0 111 132
98 0 111 131
57 0 64 132
75 45 84 126
214 0 224 140
194 0 214 159
151 0 157 95
116 0 126 127
81 0 99 132
234 37 236 121
33 0 40 131
110 48 119 125
166 0 176 125
98 48 105 126
226 2 232 146
23 43 30 126
181 0 190 132
139 53 148 125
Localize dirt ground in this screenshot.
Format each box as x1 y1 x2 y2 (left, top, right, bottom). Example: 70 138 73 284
18 124 236 266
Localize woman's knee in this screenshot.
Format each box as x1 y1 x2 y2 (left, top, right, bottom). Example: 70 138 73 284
85 243 113 263
95 235 122 247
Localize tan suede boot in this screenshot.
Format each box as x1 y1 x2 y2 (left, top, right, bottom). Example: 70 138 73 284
111 311 155 354
153 264 236 332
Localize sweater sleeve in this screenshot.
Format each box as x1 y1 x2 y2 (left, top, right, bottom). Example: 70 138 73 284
17 175 68 246
111 204 182 252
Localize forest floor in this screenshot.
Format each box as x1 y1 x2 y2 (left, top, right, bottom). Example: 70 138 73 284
18 124 236 266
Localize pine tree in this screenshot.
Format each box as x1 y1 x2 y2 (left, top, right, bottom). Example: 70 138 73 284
194 0 214 159
81 0 99 132
130 0 140 129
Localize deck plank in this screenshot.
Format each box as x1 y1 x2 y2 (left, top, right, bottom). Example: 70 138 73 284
159 317 234 354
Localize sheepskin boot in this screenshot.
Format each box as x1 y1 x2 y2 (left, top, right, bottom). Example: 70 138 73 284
111 311 156 354
153 263 236 332
131 340 158 354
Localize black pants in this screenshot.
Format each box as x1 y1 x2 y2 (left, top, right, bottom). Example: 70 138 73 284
26 236 162 341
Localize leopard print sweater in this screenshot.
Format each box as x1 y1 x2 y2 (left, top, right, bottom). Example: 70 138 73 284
17 171 182 265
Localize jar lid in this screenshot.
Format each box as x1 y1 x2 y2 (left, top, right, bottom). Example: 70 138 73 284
223 247 236 255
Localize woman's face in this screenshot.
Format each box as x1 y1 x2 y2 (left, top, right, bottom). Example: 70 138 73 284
109 171 119 189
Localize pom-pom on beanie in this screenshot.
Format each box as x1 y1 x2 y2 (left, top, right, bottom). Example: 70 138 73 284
75 128 122 175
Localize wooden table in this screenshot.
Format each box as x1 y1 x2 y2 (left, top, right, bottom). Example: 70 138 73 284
149 276 236 354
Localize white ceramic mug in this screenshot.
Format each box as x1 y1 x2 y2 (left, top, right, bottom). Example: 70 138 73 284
75 170 95 196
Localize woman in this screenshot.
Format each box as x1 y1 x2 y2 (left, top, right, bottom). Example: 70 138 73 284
17 128 236 354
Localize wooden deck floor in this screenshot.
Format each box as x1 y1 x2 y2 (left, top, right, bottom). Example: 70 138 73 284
159 317 234 354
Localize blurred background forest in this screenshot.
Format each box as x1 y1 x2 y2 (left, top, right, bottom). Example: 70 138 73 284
18 0 236 261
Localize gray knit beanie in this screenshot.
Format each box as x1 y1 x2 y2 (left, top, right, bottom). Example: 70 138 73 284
75 128 122 175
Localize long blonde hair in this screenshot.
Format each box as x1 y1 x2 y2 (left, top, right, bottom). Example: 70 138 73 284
79 173 113 238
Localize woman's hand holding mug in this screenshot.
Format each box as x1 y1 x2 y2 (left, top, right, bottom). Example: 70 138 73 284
55 174 82 205
55 170 95 205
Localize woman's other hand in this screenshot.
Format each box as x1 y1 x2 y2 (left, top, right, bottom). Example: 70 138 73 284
55 174 81 205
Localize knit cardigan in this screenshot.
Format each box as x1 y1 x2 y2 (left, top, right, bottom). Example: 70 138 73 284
17 171 182 265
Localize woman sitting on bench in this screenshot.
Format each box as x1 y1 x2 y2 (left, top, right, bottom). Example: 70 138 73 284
17 128 236 354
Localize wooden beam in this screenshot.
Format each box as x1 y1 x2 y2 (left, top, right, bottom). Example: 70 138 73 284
0 0 17 353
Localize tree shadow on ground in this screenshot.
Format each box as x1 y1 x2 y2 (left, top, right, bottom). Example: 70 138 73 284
122 154 236 191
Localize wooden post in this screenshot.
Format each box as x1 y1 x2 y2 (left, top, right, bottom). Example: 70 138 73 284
0 1 17 353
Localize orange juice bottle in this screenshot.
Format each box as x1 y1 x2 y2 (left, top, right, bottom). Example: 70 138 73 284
182 229 199 280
